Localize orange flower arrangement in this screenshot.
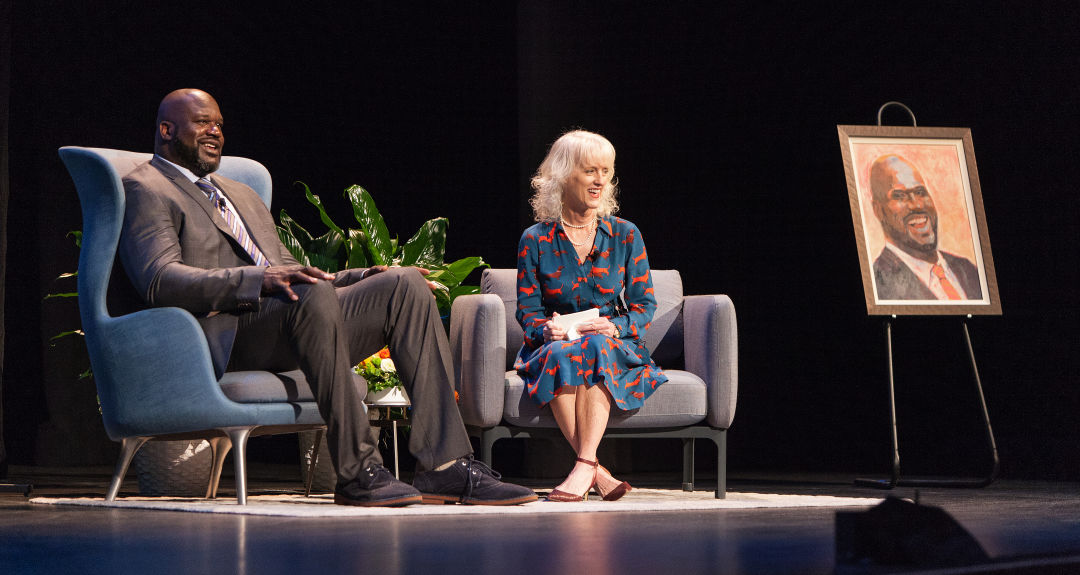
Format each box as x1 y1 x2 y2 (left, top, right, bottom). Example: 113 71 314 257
355 346 401 393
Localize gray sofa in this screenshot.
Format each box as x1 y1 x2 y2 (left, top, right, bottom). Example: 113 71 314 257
450 268 737 498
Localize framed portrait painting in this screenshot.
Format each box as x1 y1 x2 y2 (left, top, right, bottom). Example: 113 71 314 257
837 125 1001 316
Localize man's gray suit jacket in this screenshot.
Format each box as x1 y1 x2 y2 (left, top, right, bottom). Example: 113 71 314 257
873 248 983 301
118 157 361 376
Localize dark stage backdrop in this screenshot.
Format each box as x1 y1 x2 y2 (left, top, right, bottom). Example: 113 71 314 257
4 2 1078 479
0 0 10 476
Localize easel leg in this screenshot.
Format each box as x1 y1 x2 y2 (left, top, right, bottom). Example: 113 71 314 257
855 320 900 488
856 320 999 489
961 321 1001 486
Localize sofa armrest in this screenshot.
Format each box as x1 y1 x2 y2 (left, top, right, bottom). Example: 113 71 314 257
450 293 507 428
682 294 738 428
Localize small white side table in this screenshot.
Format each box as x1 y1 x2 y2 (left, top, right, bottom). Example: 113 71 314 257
366 401 410 479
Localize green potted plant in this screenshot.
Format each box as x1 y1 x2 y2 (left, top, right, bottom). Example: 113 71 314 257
277 183 486 320
282 182 485 491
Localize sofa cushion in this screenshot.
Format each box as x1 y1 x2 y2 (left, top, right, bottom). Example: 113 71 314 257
501 369 706 429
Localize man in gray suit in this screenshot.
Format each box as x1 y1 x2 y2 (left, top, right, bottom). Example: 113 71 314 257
869 154 983 301
118 89 536 506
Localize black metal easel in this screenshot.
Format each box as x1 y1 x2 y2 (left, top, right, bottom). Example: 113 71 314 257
854 101 999 489
854 318 1000 489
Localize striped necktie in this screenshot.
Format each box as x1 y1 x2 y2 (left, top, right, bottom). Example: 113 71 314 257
195 178 270 266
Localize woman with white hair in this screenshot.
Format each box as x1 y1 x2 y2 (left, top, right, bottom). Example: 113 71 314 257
515 130 667 502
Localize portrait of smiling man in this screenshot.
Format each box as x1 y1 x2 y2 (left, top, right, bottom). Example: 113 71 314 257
869 154 983 301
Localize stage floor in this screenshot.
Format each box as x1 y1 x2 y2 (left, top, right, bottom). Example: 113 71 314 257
2 466 1080 574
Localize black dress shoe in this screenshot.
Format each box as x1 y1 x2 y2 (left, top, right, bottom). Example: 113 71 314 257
413 456 538 506
334 464 423 507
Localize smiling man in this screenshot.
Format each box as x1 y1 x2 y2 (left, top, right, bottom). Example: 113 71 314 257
869 154 982 301
117 89 536 507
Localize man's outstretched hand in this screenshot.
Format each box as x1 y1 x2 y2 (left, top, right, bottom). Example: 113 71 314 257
261 265 335 301
263 265 443 302
362 265 442 292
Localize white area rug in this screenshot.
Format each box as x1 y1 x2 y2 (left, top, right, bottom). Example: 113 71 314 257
31 489 881 517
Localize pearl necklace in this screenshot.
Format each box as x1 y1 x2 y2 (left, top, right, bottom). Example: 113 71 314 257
560 217 594 229
563 219 597 247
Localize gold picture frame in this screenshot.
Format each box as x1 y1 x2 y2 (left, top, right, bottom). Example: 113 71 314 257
838 125 1001 316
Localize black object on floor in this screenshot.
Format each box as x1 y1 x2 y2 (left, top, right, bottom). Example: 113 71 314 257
836 495 989 569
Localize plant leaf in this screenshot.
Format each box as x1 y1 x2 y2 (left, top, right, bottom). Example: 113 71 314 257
279 209 315 243
298 182 347 239
278 208 345 272
49 329 84 343
346 228 370 269
277 210 311 265
400 218 447 267
423 257 487 290
306 230 346 273
344 185 393 266
445 256 488 286
432 285 452 316
43 292 79 300
277 225 309 266
449 284 481 299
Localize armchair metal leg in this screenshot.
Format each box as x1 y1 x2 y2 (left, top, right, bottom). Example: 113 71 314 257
107 437 150 501
206 435 233 499
304 428 325 497
223 427 254 505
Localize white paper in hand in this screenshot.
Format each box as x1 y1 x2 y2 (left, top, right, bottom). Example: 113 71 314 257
552 308 600 340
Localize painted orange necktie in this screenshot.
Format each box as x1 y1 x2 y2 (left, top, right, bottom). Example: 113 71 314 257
931 264 962 300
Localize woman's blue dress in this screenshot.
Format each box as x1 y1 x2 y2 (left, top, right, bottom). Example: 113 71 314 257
514 216 668 410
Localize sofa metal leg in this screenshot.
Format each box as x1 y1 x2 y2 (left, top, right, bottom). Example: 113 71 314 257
682 437 695 492
715 429 727 499
480 427 512 467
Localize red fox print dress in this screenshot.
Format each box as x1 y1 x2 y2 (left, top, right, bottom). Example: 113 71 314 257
514 216 667 410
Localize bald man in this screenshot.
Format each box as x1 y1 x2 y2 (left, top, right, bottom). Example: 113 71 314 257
869 154 982 301
118 89 536 506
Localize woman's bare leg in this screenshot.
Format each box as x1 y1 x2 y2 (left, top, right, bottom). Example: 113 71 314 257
550 384 614 496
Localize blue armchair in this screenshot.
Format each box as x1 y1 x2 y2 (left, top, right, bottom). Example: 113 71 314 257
58 147 361 504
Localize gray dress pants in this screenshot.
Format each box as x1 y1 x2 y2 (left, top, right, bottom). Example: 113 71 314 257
226 267 473 484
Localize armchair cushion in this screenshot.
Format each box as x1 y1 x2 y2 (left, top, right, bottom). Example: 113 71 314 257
220 370 368 404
